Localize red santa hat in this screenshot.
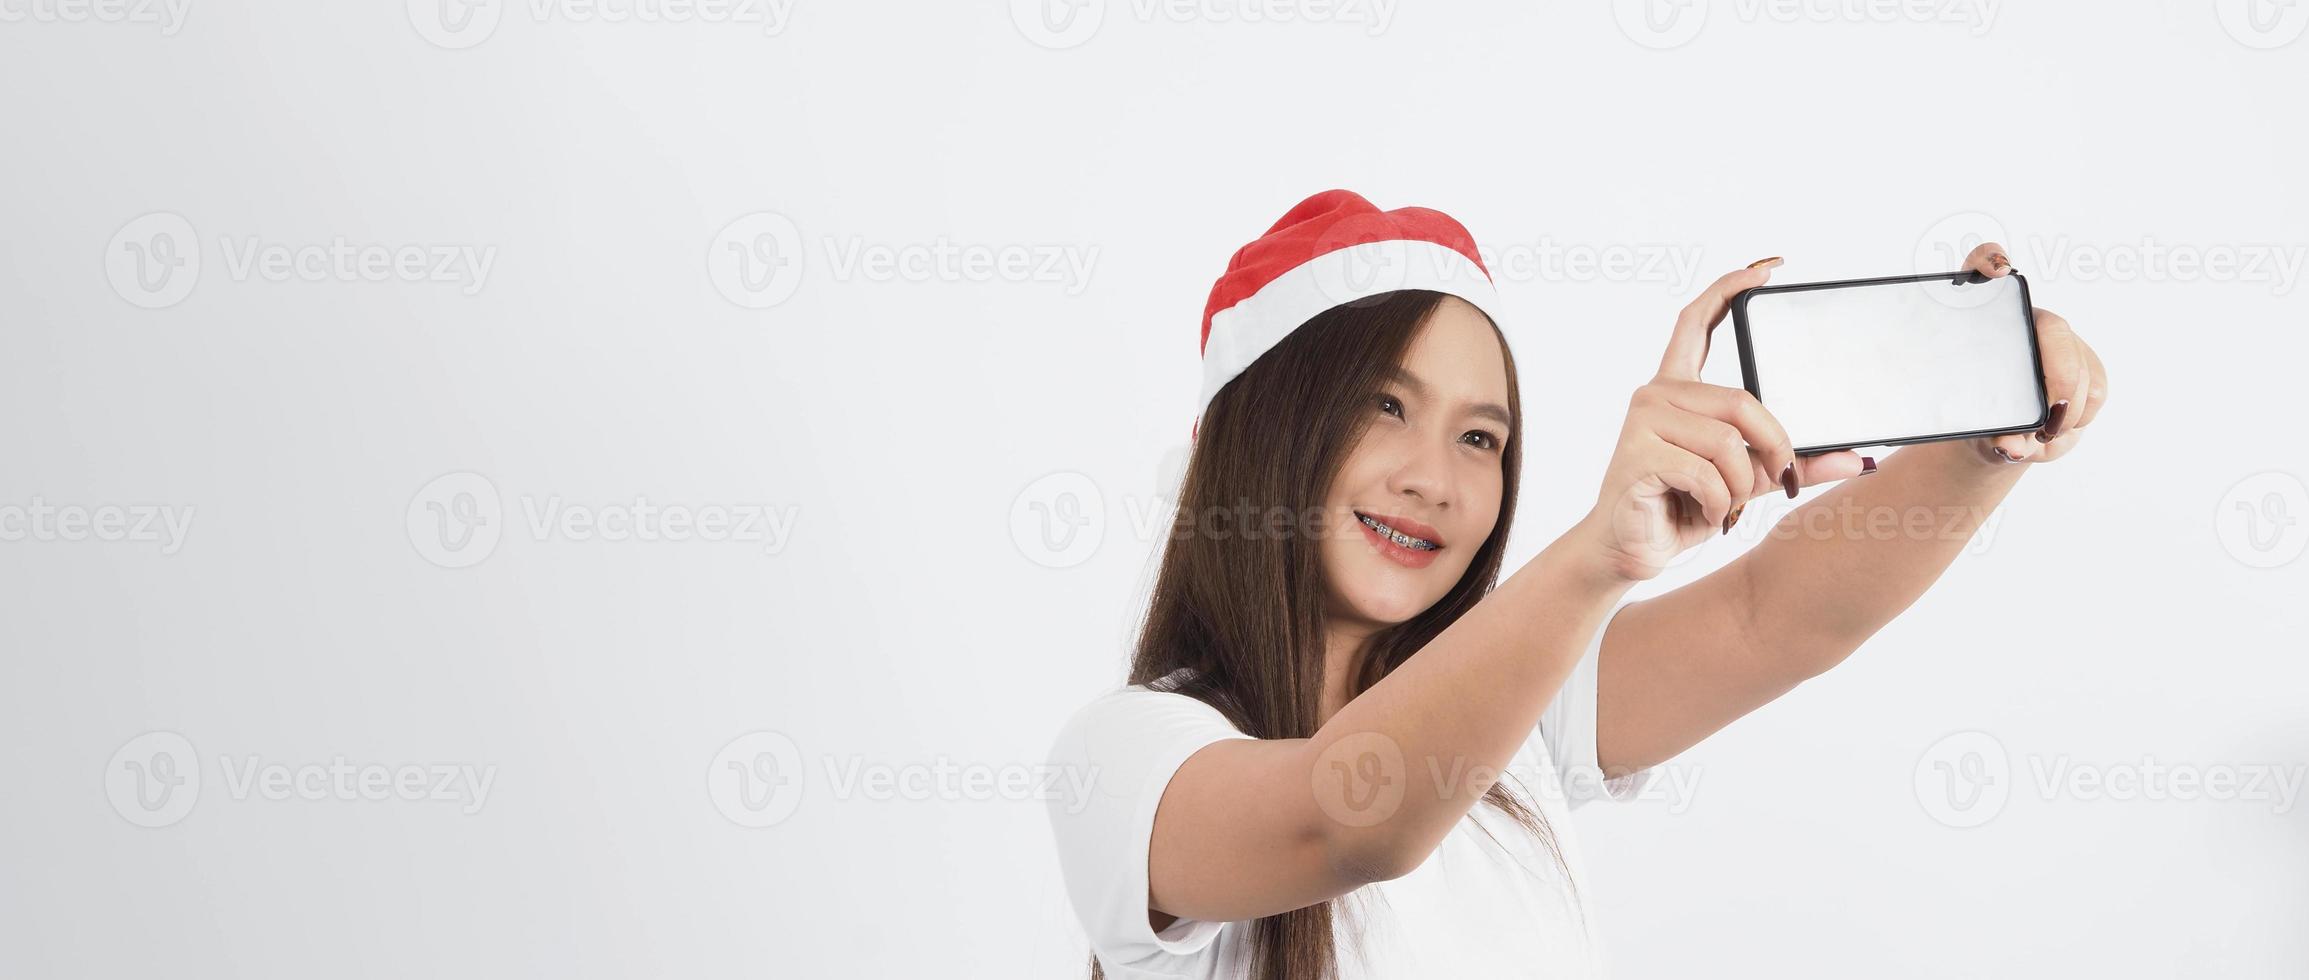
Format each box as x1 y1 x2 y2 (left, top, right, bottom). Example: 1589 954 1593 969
1197 189 1502 424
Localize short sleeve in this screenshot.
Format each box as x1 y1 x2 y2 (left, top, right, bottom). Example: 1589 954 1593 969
1538 600 1657 809
1044 686 1255 973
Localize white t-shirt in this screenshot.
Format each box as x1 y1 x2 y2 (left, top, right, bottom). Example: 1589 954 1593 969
1044 602 1651 979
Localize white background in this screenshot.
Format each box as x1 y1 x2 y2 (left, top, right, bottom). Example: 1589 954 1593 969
3 1 2306 977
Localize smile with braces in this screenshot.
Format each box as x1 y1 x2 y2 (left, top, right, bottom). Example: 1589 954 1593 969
1358 513 1439 552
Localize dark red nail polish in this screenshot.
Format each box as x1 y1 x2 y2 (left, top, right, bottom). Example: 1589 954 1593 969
1859 456 1877 475
1781 462 1798 499
2036 400 2069 443
1721 503 1744 536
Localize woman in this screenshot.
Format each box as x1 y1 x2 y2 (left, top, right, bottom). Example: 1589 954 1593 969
1045 190 2107 978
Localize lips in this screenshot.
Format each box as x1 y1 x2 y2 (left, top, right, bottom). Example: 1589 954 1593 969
1355 511 1444 569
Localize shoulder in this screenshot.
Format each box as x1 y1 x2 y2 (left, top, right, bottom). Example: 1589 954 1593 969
1046 668 1246 771
1044 670 1255 969
1043 667 1256 831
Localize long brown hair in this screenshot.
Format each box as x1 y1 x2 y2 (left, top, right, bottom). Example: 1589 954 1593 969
1100 289 1565 980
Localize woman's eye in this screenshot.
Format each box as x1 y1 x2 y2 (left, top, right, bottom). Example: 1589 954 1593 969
1462 430 1500 451
1376 394 1403 418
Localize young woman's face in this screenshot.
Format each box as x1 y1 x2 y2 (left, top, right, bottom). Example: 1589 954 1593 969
1320 296 1512 631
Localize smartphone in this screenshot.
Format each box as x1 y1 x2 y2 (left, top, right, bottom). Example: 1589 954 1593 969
1730 271 2047 456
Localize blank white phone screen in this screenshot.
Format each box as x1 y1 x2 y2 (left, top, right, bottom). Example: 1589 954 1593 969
1741 275 2043 452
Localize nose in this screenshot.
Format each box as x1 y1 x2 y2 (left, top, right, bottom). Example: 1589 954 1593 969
1384 434 1455 511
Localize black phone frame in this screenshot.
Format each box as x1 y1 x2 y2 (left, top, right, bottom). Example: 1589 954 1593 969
1730 270 2048 457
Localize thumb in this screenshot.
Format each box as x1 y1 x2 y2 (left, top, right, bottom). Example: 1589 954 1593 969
1657 258 1782 381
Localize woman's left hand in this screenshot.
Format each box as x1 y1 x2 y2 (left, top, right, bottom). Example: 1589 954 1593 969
1953 242 2110 465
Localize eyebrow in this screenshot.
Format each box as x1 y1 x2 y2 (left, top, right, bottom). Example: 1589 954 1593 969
1388 366 1513 428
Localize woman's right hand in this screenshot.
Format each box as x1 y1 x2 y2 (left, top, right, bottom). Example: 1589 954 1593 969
1570 258 1872 583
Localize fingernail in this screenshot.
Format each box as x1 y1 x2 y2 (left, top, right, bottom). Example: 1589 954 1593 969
1781 462 1798 499
1990 252 2011 272
1994 446 2022 463
1747 256 1783 270
2035 400 2069 443
1721 502 1745 536
1859 455 1877 475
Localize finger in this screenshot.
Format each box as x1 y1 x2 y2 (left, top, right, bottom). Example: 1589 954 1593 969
1961 241 2017 278
1657 258 1783 382
1655 380 1797 494
2032 309 2089 444
1985 426 2042 463
1646 406 1758 506
1643 443 1734 531
2072 338 2108 431
1794 450 1873 487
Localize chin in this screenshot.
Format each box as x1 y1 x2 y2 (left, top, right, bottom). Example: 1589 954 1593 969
1335 578 1450 627
1324 545 1469 630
